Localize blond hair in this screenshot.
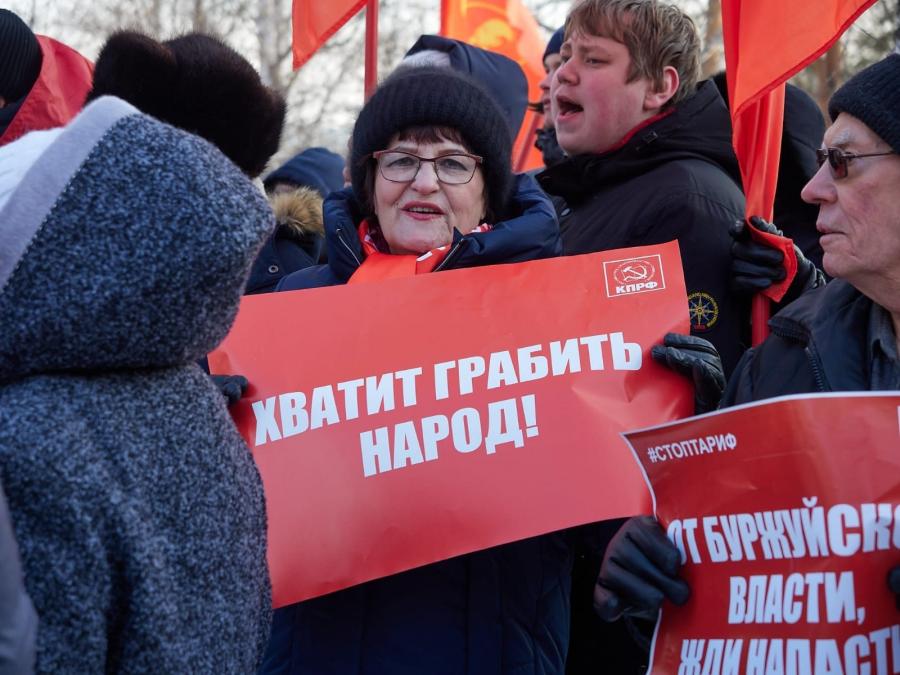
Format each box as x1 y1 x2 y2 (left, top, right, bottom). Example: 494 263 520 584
565 0 701 107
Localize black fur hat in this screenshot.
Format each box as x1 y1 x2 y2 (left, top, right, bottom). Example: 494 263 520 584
350 66 514 222
87 31 286 177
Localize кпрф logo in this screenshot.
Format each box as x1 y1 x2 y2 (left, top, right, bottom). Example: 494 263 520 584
604 254 666 297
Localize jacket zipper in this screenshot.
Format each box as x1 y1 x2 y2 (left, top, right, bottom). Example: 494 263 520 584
772 321 829 392
434 239 469 272
335 228 362 266
805 344 829 392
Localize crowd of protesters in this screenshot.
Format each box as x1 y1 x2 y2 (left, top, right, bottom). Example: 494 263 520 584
0 0 898 672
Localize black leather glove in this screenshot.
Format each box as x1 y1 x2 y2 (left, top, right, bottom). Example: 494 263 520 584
210 374 248 406
730 216 825 305
651 333 725 414
888 565 900 610
594 516 690 622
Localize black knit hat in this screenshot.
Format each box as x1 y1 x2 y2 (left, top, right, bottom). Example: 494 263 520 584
0 9 42 102
87 31 285 177
829 53 900 154
350 66 514 221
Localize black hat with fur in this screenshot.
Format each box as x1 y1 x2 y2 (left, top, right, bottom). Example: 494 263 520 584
87 31 285 177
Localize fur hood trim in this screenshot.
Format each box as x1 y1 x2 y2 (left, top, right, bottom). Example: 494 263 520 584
269 186 324 239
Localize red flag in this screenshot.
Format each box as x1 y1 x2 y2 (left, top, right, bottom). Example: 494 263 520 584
721 0 877 341
441 0 546 171
292 0 367 69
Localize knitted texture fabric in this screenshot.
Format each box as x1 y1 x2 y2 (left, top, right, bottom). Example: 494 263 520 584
0 97 273 673
543 26 565 61
829 53 900 154
0 10 42 102
350 66 514 220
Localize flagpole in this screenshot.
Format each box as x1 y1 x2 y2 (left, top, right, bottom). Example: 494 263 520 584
514 111 542 172
364 0 378 99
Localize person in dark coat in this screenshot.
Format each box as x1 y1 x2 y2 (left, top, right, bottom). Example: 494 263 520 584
250 147 346 293
0 96 274 673
534 2 747 671
594 52 900 646
263 66 567 675
538 0 748 377
534 27 566 168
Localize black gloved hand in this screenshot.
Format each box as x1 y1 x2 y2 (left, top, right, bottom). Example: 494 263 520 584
210 374 249 407
651 333 725 414
888 565 900 610
730 216 825 305
594 516 690 622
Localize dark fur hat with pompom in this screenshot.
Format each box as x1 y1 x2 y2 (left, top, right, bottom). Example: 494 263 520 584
87 30 286 177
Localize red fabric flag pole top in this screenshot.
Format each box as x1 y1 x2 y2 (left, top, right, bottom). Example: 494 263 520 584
291 0 367 70
441 0 547 172
721 0 877 345
364 0 378 99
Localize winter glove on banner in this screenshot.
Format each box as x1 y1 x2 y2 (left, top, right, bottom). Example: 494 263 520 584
210 374 249 407
730 216 825 305
594 516 690 622
888 565 900 610
651 333 725 414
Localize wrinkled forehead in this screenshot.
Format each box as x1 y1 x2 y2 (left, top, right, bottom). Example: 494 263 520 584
825 113 891 151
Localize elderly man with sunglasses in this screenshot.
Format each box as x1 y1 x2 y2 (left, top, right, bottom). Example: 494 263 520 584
594 53 900 634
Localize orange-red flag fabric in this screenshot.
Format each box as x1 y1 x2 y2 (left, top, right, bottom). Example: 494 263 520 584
721 0 877 334
441 0 546 171
292 0 366 70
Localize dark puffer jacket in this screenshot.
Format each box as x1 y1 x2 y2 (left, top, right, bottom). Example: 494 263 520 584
538 80 748 377
266 173 571 675
0 97 273 673
721 280 877 404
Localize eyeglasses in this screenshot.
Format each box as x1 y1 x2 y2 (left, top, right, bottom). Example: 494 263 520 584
815 147 896 179
373 150 483 185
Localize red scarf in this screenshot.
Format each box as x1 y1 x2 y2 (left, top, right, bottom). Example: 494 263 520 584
348 219 492 284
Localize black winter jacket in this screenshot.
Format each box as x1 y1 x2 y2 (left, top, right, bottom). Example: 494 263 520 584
265 173 572 675
721 280 876 405
538 80 748 376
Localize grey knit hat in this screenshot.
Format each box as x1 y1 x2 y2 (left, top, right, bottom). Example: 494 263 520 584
350 66 514 221
829 53 900 154
0 10 42 102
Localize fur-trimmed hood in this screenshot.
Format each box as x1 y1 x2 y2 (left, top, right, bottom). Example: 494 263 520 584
269 186 324 240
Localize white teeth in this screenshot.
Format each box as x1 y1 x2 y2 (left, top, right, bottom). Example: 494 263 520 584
407 207 439 214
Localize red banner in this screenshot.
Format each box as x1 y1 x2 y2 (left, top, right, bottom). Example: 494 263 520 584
210 243 692 608
623 393 900 674
441 0 546 171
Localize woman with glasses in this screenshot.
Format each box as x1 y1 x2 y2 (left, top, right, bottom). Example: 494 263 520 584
277 65 560 291
265 67 567 675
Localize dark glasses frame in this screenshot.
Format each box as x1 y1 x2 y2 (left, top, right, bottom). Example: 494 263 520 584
372 149 484 185
815 147 896 179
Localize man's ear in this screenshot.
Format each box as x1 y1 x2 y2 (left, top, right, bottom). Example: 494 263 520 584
643 66 679 112
0 96 6 109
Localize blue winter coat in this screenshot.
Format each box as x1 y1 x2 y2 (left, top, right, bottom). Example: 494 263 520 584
265 173 572 675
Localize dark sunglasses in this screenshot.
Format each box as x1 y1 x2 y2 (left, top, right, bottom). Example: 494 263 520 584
815 147 896 179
